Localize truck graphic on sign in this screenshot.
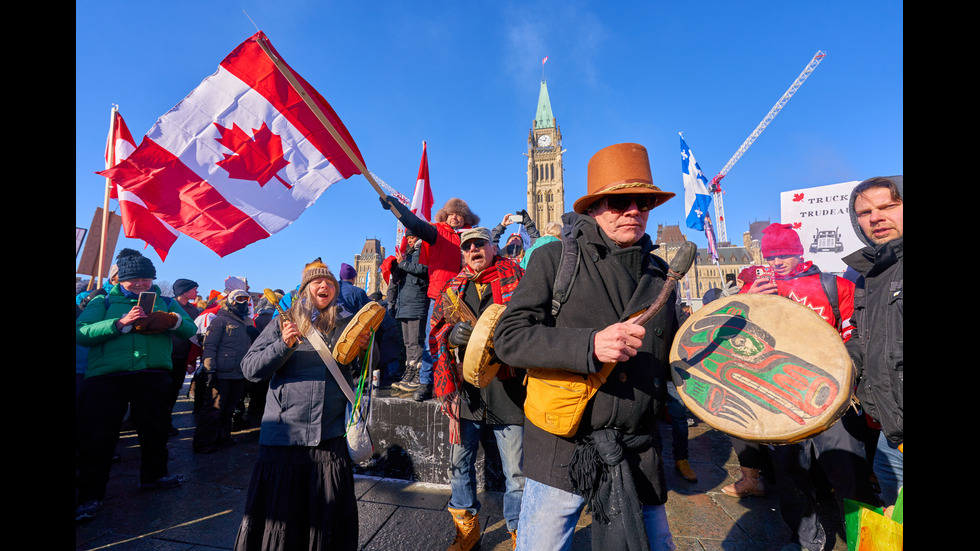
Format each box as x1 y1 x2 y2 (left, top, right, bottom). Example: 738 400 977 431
808 228 844 253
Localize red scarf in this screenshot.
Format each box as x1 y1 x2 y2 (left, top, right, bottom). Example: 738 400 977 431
429 258 524 443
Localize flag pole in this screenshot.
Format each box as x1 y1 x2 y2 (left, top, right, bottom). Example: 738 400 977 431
253 35 401 219
96 105 118 290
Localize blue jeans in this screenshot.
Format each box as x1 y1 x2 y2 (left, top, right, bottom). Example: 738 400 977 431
873 432 903 506
419 299 435 385
516 478 675 551
449 419 524 532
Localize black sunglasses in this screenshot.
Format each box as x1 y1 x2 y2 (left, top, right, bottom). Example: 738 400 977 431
601 195 657 213
461 239 488 251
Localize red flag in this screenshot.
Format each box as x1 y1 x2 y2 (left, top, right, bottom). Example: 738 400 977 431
105 110 179 261
105 110 136 199
411 141 433 221
100 32 364 257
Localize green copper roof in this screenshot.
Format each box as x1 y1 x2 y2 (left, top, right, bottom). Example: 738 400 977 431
534 80 554 129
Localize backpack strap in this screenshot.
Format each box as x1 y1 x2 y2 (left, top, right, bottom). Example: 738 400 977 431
550 223 581 317
818 272 841 330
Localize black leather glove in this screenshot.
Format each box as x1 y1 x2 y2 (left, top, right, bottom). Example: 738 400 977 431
449 322 473 348
380 195 395 210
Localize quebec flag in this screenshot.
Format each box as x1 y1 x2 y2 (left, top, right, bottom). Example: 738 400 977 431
681 133 713 231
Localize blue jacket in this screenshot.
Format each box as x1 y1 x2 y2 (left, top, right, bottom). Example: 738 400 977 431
242 309 355 447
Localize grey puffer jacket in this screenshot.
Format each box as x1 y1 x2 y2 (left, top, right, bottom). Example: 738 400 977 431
843 175 903 444
241 308 355 447
202 305 251 380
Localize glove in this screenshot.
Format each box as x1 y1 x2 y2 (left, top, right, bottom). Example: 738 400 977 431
133 311 180 334
379 195 396 210
449 322 473 348
204 370 218 388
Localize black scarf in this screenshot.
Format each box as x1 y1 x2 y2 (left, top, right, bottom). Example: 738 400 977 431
568 428 653 551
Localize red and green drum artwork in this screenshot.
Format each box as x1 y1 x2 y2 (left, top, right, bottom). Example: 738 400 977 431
670 294 853 444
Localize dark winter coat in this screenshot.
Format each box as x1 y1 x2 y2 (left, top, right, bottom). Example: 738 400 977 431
432 256 526 425
493 213 679 505
395 241 430 320
844 237 903 444
843 176 903 445
170 300 200 365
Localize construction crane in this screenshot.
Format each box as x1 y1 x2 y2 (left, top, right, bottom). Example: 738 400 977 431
708 50 827 243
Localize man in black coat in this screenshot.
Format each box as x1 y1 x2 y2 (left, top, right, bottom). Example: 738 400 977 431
843 175 904 509
494 143 680 551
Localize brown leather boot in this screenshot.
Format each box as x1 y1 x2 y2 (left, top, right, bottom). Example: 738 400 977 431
675 459 698 482
447 507 481 551
722 467 765 497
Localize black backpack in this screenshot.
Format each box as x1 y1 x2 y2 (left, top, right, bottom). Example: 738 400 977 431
818 272 842 331
548 215 669 317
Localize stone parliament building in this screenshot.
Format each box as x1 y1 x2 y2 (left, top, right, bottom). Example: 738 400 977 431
351 79 768 305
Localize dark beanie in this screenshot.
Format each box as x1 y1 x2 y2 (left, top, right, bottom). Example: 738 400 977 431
173 278 199 297
760 224 803 258
340 263 357 280
115 248 156 281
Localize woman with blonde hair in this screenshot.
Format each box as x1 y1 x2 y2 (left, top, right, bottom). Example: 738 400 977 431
234 259 368 551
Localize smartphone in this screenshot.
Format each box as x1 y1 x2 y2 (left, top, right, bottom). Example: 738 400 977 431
754 266 774 283
511 213 524 224
138 291 157 313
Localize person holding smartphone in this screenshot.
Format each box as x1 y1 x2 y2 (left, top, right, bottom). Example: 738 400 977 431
76 249 197 521
740 224 876 551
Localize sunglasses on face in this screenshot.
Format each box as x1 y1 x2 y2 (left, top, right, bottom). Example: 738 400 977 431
461 239 488 251
601 195 657 213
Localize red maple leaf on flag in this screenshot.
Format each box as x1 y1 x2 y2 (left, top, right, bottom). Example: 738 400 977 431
792 221 803 229
793 193 805 202
214 122 291 188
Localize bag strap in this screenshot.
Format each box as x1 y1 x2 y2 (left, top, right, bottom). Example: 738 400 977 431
551 223 581 316
819 272 841 330
304 327 359 405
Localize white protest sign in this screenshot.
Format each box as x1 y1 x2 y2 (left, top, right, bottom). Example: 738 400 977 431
780 181 862 274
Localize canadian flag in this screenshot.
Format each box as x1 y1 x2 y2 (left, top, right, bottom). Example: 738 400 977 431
105 110 136 200
395 142 434 254
105 109 179 261
411 141 433 221
100 32 364 257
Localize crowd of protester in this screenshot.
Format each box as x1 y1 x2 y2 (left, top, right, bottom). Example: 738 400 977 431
76 161 902 551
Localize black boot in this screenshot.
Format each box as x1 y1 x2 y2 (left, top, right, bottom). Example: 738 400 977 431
413 383 433 402
392 361 420 392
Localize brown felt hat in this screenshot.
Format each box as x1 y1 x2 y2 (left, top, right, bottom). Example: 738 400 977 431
572 143 676 214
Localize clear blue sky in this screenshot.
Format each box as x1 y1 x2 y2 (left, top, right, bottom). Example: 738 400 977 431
76 1 903 295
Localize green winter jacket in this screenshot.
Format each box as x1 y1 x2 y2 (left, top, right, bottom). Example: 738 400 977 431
76 284 197 379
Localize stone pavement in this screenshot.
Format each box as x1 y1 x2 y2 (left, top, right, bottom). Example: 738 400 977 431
76 380 850 551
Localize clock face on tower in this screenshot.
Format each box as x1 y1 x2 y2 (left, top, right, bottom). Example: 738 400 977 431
537 134 552 147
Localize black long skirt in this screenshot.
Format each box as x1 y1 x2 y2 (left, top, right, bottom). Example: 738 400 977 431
234 437 358 551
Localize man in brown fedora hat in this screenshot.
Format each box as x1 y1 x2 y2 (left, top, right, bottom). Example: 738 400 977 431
494 143 680 550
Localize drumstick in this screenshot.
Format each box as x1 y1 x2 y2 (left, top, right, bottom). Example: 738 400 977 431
264 288 303 345
632 241 698 327
597 241 697 374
